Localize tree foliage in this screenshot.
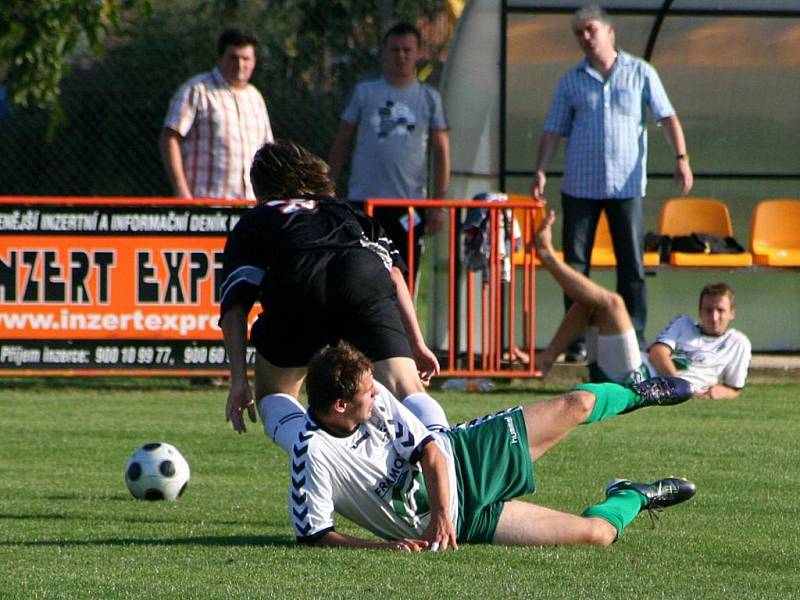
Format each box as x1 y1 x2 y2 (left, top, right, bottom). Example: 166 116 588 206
0 0 453 194
0 0 150 118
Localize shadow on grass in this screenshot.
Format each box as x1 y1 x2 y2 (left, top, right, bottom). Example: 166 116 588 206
1 512 284 528
1 377 218 392
0 534 293 548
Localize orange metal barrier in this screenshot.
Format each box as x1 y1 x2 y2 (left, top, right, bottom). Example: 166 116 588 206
366 197 544 378
0 195 543 379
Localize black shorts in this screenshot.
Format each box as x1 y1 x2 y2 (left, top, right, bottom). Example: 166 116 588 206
374 207 424 278
251 248 413 367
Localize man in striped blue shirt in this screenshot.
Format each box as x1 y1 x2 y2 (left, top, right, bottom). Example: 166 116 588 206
531 5 693 352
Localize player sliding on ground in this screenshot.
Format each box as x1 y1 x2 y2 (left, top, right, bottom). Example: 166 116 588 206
534 210 751 400
279 341 696 550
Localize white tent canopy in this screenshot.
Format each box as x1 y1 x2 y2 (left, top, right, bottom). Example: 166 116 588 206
433 0 800 351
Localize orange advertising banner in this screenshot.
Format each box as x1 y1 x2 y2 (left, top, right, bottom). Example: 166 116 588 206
0 197 257 375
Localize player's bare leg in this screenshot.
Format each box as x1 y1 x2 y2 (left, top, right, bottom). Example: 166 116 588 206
253 354 308 451
374 357 449 431
521 375 693 463
536 302 593 377
493 500 616 546
521 390 596 459
495 380 696 546
534 210 635 377
254 354 306 399
373 357 426 398
493 476 696 546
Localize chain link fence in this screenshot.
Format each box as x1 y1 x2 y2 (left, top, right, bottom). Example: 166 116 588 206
0 0 454 197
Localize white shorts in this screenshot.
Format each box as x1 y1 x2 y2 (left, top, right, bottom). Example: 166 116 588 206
585 326 650 383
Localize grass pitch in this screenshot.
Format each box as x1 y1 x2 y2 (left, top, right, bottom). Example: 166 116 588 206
1 379 798 599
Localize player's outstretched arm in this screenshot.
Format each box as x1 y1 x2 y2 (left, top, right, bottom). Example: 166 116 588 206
419 442 458 551
221 303 257 433
390 267 440 382
648 342 680 378
314 531 430 552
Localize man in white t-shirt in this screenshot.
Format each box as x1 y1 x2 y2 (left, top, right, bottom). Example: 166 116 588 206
265 341 696 550
328 22 450 280
535 210 751 400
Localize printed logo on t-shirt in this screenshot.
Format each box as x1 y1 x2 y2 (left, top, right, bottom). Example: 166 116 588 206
370 100 417 139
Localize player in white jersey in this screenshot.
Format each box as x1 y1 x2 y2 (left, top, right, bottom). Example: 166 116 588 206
273 341 696 550
649 311 750 398
534 210 751 399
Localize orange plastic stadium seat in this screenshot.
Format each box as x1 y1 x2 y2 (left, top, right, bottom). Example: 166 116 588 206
590 211 660 268
509 202 657 268
508 198 563 266
658 197 752 267
750 199 800 266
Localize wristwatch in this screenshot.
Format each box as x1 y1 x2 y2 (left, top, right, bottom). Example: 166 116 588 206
676 153 689 162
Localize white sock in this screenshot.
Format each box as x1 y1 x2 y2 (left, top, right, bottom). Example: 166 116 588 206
403 392 449 431
258 393 306 454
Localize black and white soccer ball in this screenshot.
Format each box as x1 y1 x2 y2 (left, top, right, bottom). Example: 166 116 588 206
124 442 190 501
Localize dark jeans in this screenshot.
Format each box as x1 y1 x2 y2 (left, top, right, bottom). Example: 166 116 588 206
561 193 647 347
374 206 424 283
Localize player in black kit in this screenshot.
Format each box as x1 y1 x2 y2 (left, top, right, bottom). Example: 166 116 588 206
220 140 447 446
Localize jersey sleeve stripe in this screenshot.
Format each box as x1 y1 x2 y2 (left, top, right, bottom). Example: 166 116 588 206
409 434 435 464
296 526 334 544
219 265 266 304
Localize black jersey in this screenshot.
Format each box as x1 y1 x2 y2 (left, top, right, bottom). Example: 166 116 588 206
219 197 405 319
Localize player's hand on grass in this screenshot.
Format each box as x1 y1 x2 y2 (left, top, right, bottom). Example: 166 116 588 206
225 380 257 433
383 538 430 552
422 511 458 552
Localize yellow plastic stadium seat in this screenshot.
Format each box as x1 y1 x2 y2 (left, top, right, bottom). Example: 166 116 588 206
590 211 660 268
658 197 752 267
509 203 657 268
750 199 800 266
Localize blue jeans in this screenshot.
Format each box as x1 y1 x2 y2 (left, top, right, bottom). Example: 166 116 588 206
561 194 647 347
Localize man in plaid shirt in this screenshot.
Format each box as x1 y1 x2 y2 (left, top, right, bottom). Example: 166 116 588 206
160 29 273 200
531 5 693 354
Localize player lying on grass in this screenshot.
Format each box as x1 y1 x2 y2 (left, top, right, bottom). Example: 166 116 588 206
534 210 751 400
220 140 448 440
279 341 695 550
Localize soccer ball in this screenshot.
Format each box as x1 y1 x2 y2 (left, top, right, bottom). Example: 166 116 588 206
124 442 190 501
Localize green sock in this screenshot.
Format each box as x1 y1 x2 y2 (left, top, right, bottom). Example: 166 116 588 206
574 383 638 424
582 489 646 537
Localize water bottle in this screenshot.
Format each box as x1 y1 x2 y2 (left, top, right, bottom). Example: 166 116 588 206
441 378 495 392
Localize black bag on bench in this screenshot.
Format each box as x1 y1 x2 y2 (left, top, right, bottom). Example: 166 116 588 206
670 233 745 254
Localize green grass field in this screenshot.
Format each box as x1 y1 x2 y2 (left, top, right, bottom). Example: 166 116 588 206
2 379 798 599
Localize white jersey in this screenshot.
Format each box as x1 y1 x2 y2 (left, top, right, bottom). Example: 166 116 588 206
653 315 751 393
281 383 458 543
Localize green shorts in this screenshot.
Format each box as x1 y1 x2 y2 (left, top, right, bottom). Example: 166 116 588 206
445 407 535 543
